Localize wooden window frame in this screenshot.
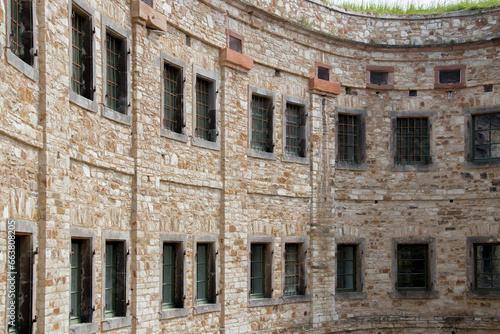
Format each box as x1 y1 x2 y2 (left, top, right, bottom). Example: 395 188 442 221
335 238 366 299
248 86 276 160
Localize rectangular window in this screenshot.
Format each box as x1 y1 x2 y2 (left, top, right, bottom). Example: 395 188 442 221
284 243 300 296
474 244 500 291
251 95 274 153
337 245 356 292
370 71 389 85
196 243 216 304
163 63 184 133
317 66 330 81
395 118 430 165
439 69 461 84
472 113 500 161
285 104 306 158
105 241 126 318
71 9 93 100
8 235 33 334
162 243 184 309
10 0 34 66
195 77 216 142
229 35 242 53
106 33 127 114
250 244 266 298
338 114 359 164
70 238 92 325
397 244 429 291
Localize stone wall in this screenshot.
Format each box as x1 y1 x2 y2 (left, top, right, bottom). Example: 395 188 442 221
0 0 499 333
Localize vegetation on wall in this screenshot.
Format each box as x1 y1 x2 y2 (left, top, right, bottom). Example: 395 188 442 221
323 0 500 14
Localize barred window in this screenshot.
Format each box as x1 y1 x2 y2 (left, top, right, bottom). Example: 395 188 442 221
195 77 216 142
395 118 430 165
104 241 126 318
472 112 500 161
337 245 357 293
284 244 301 296
71 9 93 100
250 244 266 298
163 64 184 133
397 244 429 291
106 33 127 114
338 114 359 164
285 104 306 158
474 244 500 291
228 35 242 53
251 95 274 153
10 0 34 66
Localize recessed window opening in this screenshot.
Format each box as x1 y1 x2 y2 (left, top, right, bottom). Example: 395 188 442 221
397 244 429 291
472 112 500 161
409 90 417 97
317 66 330 81
105 241 126 318
439 70 461 84
10 0 35 66
484 85 493 93
162 242 184 309
196 243 216 304
370 71 389 86
105 33 127 114
474 243 500 291
251 95 274 153
338 114 359 164
284 243 302 296
163 63 184 133
250 244 266 298
195 77 216 142
285 103 306 158
185 35 191 46
70 238 92 325
71 9 93 100
275 69 281 78
396 118 430 165
337 245 357 292
228 35 242 53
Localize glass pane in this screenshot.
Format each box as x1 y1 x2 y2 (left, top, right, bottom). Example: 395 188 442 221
475 131 489 145
475 115 490 130
491 144 500 159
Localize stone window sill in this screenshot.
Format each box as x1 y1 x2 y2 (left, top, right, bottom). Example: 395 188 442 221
102 107 132 126
282 154 309 165
335 291 367 300
192 137 220 151
6 50 38 81
248 149 277 161
391 163 437 172
336 162 367 171
70 91 98 113
69 322 98 334
467 291 500 299
194 303 221 315
160 128 188 143
281 294 311 304
248 297 278 308
159 307 189 320
101 316 131 331
390 290 438 299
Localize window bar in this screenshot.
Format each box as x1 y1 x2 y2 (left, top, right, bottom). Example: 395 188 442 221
163 65 179 132
72 11 85 95
284 244 300 296
106 34 120 112
286 105 301 157
338 114 358 163
251 95 269 152
196 78 210 140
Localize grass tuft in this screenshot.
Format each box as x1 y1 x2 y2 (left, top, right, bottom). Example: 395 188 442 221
322 0 500 14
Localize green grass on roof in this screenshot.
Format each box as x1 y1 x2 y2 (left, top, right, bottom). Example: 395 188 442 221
323 0 500 14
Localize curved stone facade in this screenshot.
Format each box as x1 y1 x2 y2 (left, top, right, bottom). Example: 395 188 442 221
0 0 499 333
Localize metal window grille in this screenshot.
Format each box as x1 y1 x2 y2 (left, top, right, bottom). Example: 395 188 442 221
397 244 428 291
10 0 35 66
285 104 303 157
72 12 85 96
70 240 82 324
284 244 300 296
106 34 121 112
396 118 429 165
196 244 209 303
196 78 211 140
338 114 359 164
251 95 271 152
250 244 265 298
163 64 181 132
228 35 242 53
473 112 500 161
337 245 356 292
474 244 500 290
317 66 329 81
104 242 117 318
141 0 153 7
162 243 176 308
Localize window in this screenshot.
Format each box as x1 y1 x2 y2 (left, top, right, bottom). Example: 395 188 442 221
102 17 130 124
317 66 330 81
366 65 394 89
193 66 218 149
337 245 357 293
395 118 430 166
250 244 266 298
284 243 303 296
104 241 126 318
163 63 184 133
70 238 93 325
338 114 360 164
397 244 429 291
474 244 500 291
71 7 93 100
9 0 34 66
248 86 275 159
248 237 274 306
251 95 273 153
335 239 366 299
196 243 216 305
162 242 184 309
227 30 243 53
472 112 500 161
391 111 436 171
8 234 33 334
434 65 465 89
335 108 367 170
285 103 306 158
391 238 437 298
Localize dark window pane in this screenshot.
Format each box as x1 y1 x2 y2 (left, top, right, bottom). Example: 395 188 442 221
370 72 388 85
439 70 461 84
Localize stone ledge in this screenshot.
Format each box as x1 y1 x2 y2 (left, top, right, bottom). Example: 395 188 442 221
219 48 254 71
131 0 167 31
309 77 340 95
